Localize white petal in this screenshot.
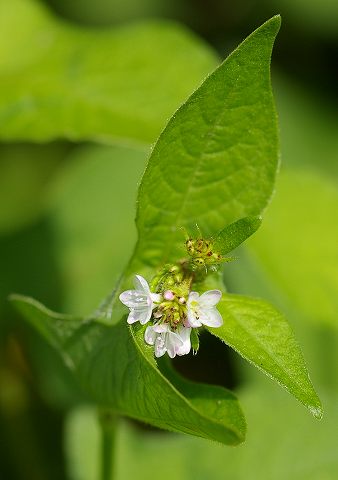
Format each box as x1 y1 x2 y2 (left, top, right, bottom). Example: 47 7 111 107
119 290 150 309
187 291 200 304
153 323 169 333
200 307 223 327
166 332 183 358
138 306 153 325
127 306 152 325
199 290 222 307
176 327 191 356
154 335 166 357
134 275 151 294
144 326 156 345
186 309 202 328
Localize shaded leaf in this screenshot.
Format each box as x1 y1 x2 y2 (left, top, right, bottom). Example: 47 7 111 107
10 294 246 445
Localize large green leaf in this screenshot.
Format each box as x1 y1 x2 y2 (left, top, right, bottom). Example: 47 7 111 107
105 15 281 323
135 16 280 268
209 294 322 418
0 0 217 144
10 294 245 445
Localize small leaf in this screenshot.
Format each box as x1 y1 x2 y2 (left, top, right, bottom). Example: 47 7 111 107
209 294 323 418
190 328 200 353
10 294 246 445
214 216 262 255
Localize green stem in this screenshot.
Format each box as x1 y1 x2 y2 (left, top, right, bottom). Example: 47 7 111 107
99 409 117 480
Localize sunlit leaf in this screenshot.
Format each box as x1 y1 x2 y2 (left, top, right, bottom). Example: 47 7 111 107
106 16 281 323
209 294 323 418
214 216 262 255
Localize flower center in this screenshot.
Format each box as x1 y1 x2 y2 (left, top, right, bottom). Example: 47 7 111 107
153 296 187 330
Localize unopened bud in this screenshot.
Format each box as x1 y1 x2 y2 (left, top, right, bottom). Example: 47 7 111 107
164 290 175 301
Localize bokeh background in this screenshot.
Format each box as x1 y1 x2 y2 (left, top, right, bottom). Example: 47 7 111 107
0 0 337 479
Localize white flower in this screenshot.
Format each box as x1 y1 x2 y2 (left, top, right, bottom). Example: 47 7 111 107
119 275 161 325
186 289 223 328
144 324 191 358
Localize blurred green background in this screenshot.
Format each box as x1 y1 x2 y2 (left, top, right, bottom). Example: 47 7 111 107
0 0 337 479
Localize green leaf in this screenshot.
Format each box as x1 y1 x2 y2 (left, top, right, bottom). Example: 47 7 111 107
190 327 200 353
10 294 246 445
214 216 262 255
209 294 323 418
0 0 217 144
105 16 281 323
134 16 280 269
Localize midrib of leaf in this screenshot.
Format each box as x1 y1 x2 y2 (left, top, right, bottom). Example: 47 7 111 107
157 73 243 266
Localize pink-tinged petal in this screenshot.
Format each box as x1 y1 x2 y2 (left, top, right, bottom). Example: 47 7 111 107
154 335 166 357
176 327 191 356
134 275 151 294
199 290 222 307
201 307 223 327
144 326 156 345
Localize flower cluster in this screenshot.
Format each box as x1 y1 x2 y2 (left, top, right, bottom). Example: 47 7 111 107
119 274 223 358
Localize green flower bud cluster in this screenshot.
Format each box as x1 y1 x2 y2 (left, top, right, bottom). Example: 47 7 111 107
185 236 222 270
150 264 184 292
